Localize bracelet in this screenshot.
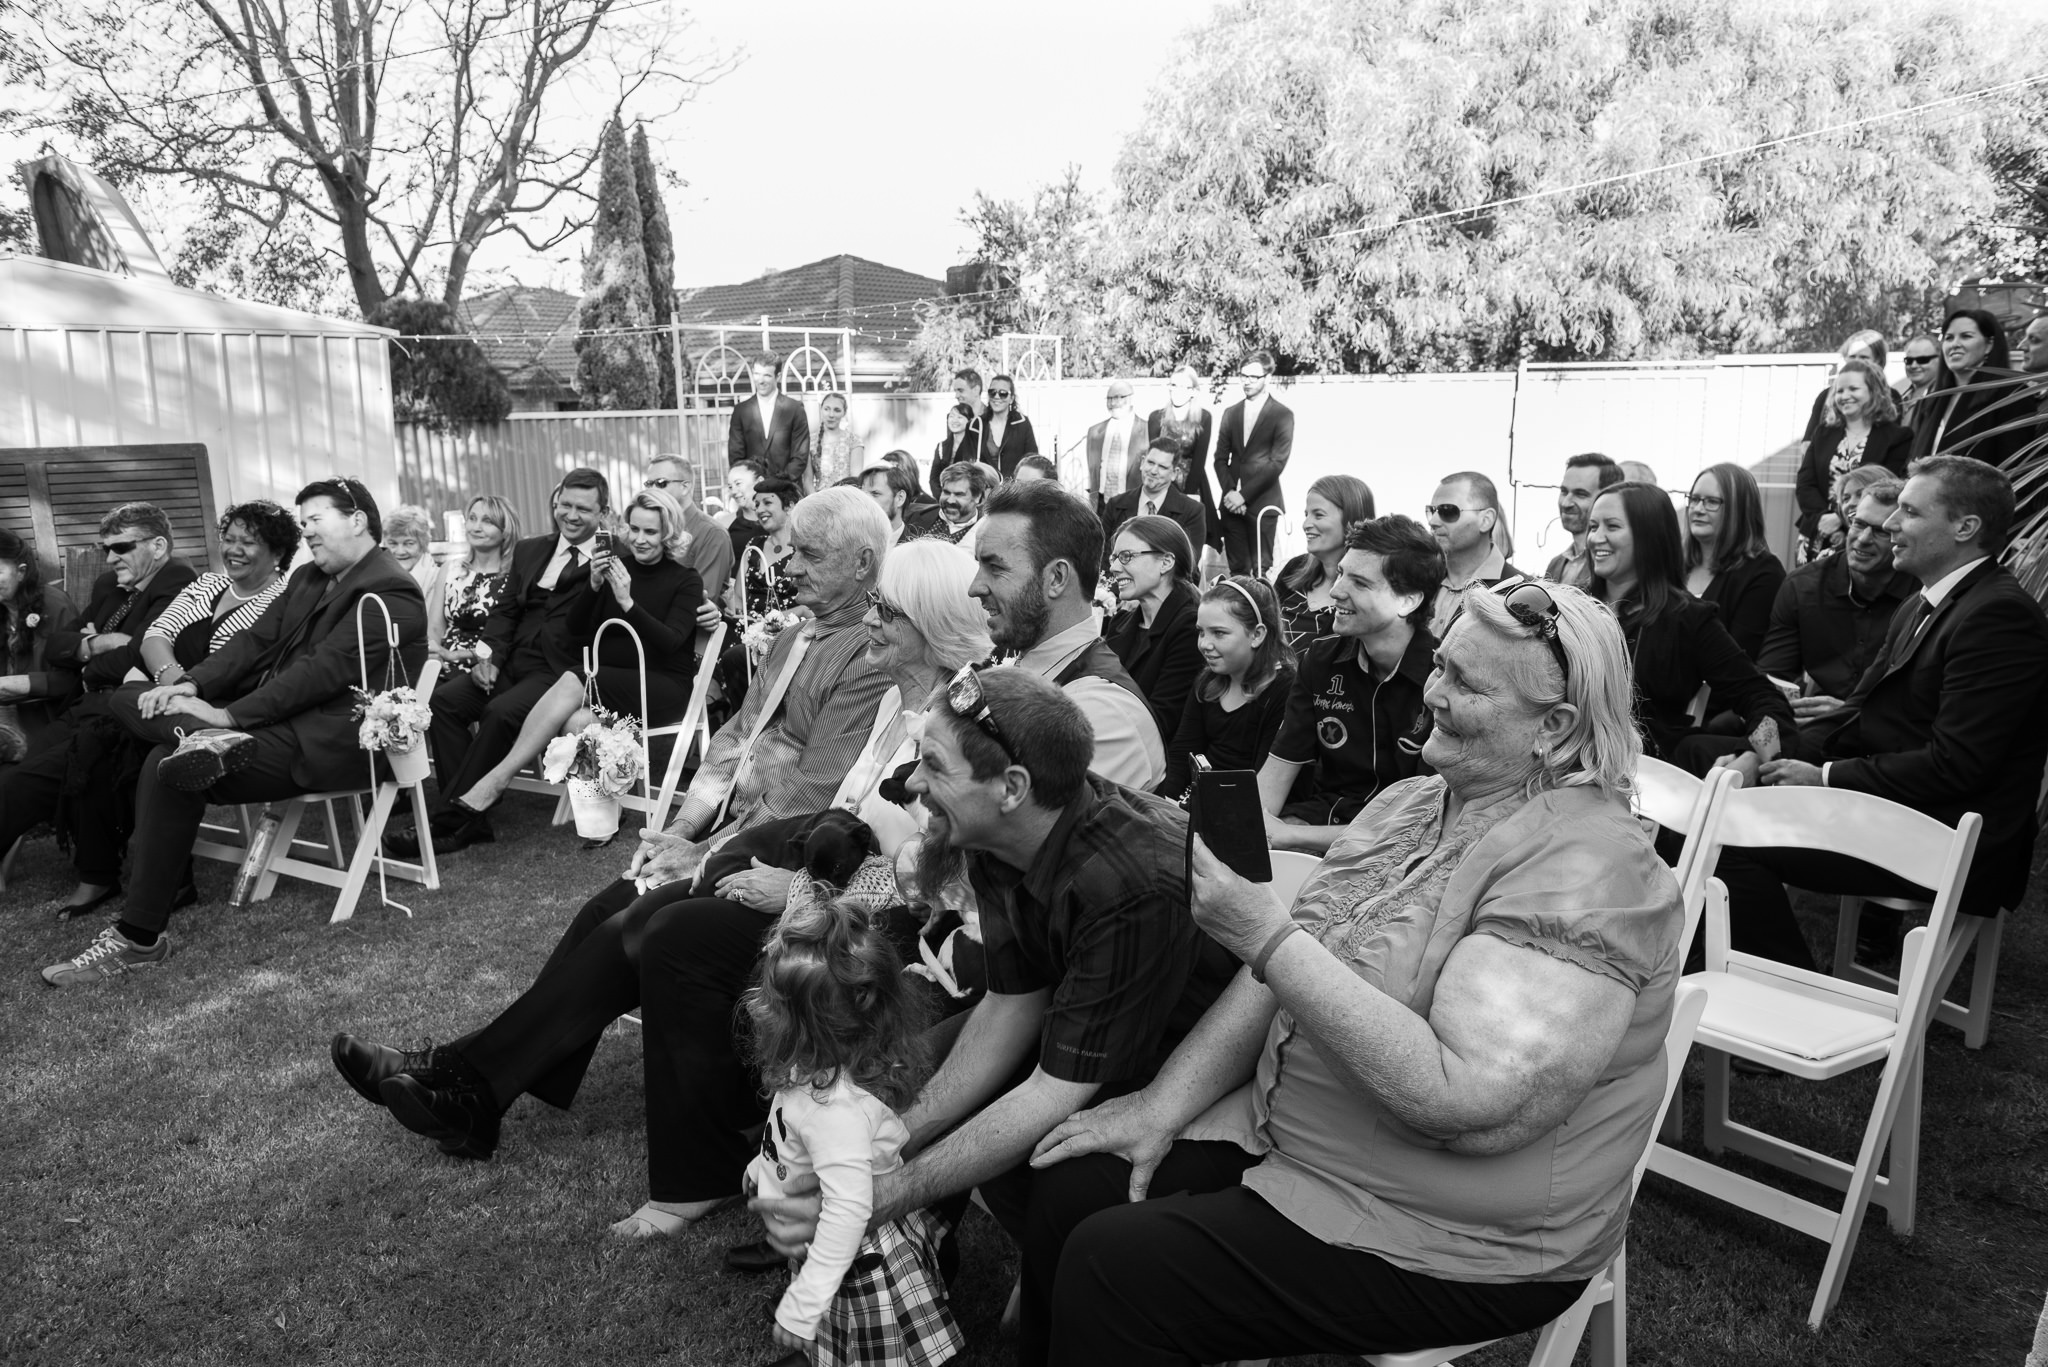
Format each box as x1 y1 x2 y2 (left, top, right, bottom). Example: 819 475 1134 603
1249 921 1304 984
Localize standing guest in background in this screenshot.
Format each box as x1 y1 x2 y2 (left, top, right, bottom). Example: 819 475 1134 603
1909 308 2027 467
1425 472 1520 640
981 374 1040 477
430 495 518 676
1150 362 1221 574
383 504 442 601
1586 481 1791 772
1105 441 1207 560
1801 330 1888 441
1896 335 1942 430
644 454 734 613
1684 463 1787 663
1544 452 1623 591
1157 576 1294 803
729 354 813 488
0 528 81 763
716 461 762 534
44 478 425 986
1103 516 1204 743
1215 350 1295 576
1068 379 1148 514
936 462 994 550
810 393 864 491
929 403 984 492
1013 454 1058 483
951 368 987 426
1796 359 1913 560
1273 474 1375 654
1259 516 1443 856
1759 477 1914 736
1619 461 1659 486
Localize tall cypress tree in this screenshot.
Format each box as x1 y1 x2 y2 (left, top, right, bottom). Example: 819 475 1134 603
575 117 658 409
631 123 679 409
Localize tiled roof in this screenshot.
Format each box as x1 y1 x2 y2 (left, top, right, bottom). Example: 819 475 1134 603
675 254 944 378
456 285 581 394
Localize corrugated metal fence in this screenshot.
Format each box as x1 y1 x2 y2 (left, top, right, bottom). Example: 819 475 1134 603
395 356 1840 567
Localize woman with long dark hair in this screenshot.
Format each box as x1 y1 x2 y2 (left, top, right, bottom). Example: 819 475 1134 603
1682 462 1785 662
981 373 1040 477
1272 474 1375 653
928 403 984 491
1909 308 2028 466
1588 481 1792 771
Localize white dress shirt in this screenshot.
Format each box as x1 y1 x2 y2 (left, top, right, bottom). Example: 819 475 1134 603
538 533 592 590
1005 615 1165 789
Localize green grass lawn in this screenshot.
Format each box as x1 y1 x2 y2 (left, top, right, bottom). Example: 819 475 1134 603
4 796 2045 1366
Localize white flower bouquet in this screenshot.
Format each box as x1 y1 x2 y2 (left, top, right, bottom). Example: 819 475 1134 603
351 684 434 784
741 607 799 664
542 706 646 840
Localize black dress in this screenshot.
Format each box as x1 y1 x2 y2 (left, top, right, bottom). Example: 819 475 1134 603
1157 662 1295 801
1622 592 1796 772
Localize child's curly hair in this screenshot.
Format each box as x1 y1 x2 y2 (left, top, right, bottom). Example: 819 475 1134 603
744 897 931 1114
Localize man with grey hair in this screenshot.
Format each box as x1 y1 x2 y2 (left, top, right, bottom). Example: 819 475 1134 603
331 486 896 1165
643 452 734 613
1067 379 1146 512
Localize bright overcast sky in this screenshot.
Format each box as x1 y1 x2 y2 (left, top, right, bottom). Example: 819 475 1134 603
656 0 1225 288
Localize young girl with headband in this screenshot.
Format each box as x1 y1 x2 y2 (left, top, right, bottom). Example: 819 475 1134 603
1155 575 1295 801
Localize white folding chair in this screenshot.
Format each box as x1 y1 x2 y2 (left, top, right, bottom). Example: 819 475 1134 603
1647 786 1981 1328
193 595 442 924
646 620 724 830
1633 757 1740 945
1234 983 1710 1367
1268 848 1322 907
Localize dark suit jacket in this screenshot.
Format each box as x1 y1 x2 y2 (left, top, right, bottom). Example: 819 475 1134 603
1102 580 1203 742
1214 394 1295 515
1104 486 1206 565
1081 415 1148 507
1149 404 1218 549
1823 559 2048 914
1627 594 1794 761
1699 552 1787 663
930 430 984 493
48 559 200 695
728 394 813 485
482 535 597 680
569 555 704 684
187 548 427 793
1795 420 1913 539
982 412 1040 477
1907 371 2033 468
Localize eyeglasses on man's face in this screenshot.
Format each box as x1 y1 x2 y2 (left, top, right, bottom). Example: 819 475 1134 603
1903 355 1938 367
1848 517 1894 543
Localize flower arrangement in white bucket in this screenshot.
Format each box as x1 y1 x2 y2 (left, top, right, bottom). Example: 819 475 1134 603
741 606 800 667
542 706 646 839
352 684 434 785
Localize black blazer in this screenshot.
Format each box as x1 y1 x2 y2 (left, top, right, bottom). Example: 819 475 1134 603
1625 593 1794 762
481 535 596 680
1698 552 1787 663
728 394 813 486
1103 580 1203 741
187 548 427 793
1104 485 1207 565
1822 560 2048 914
930 429 984 492
1908 370 2033 468
570 555 704 684
982 412 1040 477
1214 395 1295 515
49 559 200 694
1795 421 1913 539
1149 405 1219 550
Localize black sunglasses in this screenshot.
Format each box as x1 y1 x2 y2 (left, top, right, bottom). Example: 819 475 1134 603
988 389 1012 399
645 476 682 490
1497 579 1570 682
101 539 142 556
946 663 1017 761
1425 504 1484 523
866 588 909 625
1903 355 1938 365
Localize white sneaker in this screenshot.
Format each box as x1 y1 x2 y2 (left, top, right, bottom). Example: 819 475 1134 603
41 925 174 987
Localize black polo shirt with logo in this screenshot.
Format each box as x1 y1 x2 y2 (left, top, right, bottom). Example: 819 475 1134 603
1270 628 1435 825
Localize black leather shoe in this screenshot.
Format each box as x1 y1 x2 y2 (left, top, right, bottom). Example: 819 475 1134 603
331 1033 444 1107
52 884 122 923
429 806 494 855
724 1237 788 1275
381 821 423 859
379 1073 501 1161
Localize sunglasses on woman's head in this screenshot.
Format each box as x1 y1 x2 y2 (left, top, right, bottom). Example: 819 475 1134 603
946 662 1017 761
1446 578 1571 684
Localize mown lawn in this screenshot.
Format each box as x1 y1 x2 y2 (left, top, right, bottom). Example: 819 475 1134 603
3 795 2044 1366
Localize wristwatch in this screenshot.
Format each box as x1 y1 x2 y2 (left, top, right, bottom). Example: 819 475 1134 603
472 642 493 662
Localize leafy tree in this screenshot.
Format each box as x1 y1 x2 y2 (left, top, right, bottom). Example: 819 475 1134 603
630 123 679 409
575 117 658 410
14 0 728 317
1100 0 2047 373
372 298 512 427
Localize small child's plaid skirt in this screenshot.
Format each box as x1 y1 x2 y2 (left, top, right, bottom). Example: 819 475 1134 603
815 1206 964 1367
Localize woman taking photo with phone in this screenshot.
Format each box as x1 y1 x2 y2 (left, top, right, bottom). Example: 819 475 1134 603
1157 576 1293 803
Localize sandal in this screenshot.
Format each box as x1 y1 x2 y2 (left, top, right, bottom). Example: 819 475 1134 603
607 1195 740 1240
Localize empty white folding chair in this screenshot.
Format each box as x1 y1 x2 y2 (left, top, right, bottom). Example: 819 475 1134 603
1633 758 1739 947
1647 786 1980 1328
1267 848 1322 907
645 620 725 830
1233 983 1710 1367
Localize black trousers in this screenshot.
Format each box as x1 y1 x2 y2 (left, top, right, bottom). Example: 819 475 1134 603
454 877 777 1203
0 721 96 875
430 668 556 798
1047 1141 1586 1366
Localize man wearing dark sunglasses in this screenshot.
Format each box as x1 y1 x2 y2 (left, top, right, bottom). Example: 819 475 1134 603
1424 472 1521 639
45 478 426 986
46 502 197 696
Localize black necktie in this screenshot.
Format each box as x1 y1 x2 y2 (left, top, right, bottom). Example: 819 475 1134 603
1890 596 1931 668
100 588 138 633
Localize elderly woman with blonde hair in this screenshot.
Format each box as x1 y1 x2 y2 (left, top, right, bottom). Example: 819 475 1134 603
1023 580 1685 1365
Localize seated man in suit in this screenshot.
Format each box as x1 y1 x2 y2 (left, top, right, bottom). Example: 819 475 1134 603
1062 379 1146 513
1104 441 1206 563
43 476 425 986
1717 456 2048 970
1258 515 1443 856
1757 476 1916 741
407 468 608 854
727 354 812 488
1214 350 1296 575
46 501 201 707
